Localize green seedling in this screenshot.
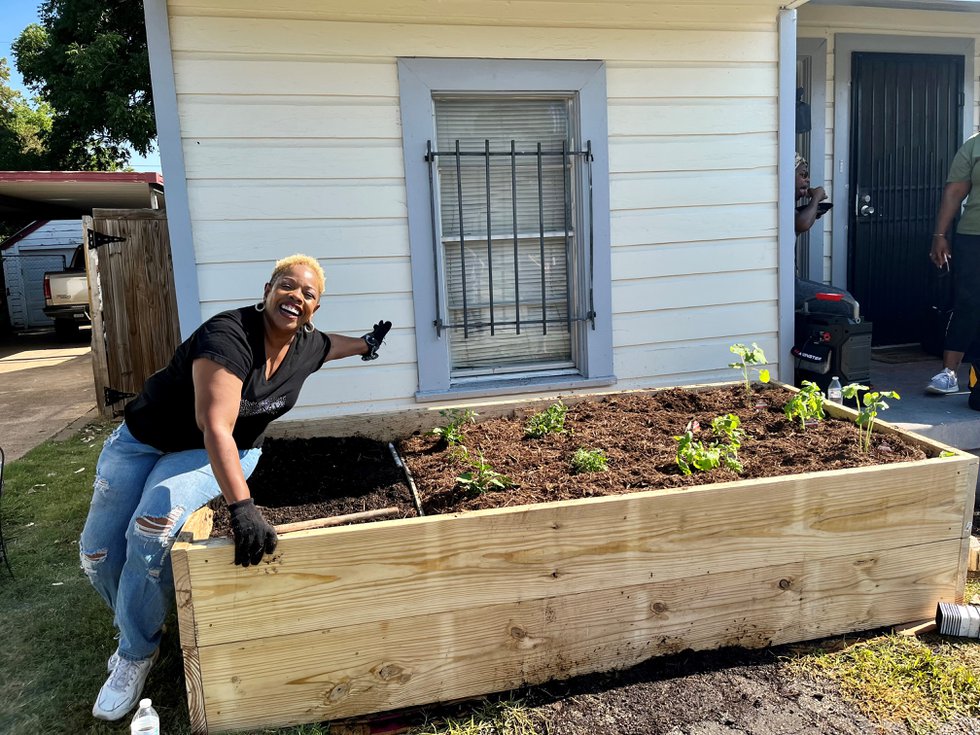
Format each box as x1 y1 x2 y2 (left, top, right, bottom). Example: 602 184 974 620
570 447 608 474
729 343 771 395
674 414 744 475
841 383 900 453
431 408 477 445
454 447 512 495
783 380 825 430
675 422 722 475
525 400 568 438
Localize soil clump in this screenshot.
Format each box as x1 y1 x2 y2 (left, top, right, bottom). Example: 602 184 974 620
211 384 928 533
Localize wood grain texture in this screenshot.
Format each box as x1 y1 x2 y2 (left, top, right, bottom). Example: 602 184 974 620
197 539 963 731
179 455 975 648
86 210 180 419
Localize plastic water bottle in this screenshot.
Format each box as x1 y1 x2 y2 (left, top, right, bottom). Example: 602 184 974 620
827 376 843 404
130 699 160 735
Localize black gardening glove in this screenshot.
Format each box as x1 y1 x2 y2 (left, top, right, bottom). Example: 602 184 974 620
361 320 392 361
228 498 278 567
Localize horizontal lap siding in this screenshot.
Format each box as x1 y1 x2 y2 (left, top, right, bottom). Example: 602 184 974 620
168 0 782 418
798 6 980 283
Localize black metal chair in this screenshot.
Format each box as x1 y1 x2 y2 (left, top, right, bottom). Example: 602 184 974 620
0 447 12 578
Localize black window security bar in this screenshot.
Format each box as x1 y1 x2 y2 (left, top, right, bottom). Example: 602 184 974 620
425 139 596 338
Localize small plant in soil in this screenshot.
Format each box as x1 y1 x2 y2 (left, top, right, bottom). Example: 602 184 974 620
674 414 744 475
524 400 568 438
432 408 478 445
783 380 825 430
453 447 513 495
570 447 608 474
729 343 771 395
841 383 900 453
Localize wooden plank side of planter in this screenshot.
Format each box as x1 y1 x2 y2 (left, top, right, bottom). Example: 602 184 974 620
176 455 975 649
195 537 963 732
173 507 215 735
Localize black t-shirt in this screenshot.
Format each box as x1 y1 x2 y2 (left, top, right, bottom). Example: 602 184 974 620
124 306 331 452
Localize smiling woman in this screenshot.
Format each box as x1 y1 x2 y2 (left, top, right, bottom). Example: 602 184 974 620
76 253 391 723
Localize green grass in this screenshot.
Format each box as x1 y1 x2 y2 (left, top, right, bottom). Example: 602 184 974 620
407 699 548 735
788 631 980 734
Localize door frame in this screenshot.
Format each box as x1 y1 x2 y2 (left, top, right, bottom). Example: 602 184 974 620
797 37 828 283
831 34 975 290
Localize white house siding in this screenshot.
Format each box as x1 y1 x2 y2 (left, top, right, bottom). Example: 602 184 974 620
2 221 82 329
798 4 980 284
165 0 784 423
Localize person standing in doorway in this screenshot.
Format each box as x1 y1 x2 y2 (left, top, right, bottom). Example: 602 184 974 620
926 132 980 394
795 153 829 236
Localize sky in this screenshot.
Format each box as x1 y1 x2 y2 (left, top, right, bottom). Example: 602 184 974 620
0 0 162 173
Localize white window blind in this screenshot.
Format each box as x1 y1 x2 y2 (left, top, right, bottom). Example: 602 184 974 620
434 97 575 375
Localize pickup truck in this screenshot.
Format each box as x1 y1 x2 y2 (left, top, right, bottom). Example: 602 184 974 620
43 244 90 339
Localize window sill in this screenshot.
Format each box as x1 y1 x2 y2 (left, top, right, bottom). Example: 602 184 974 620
415 374 617 404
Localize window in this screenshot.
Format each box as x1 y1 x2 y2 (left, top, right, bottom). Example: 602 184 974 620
399 59 613 399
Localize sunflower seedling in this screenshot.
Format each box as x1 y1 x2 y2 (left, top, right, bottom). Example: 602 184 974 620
841 383 900 453
571 448 608 474
729 343 771 395
431 408 477 445
525 401 568 438
783 380 825 430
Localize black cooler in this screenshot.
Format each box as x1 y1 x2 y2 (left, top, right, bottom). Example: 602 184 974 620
792 278 872 393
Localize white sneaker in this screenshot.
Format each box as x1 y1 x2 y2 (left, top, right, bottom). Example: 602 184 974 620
926 368 959 395
92 649 159 721
107 648 119 673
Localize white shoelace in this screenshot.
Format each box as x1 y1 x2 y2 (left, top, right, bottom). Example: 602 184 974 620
107 658 143 691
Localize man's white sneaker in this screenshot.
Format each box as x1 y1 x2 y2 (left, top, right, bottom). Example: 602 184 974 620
107 648 119 673
92 649 159 721
926 368 959 395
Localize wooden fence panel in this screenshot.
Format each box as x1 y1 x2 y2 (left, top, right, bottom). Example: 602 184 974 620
85 209 180 419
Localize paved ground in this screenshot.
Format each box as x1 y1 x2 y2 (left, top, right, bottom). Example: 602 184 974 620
0 328 97 462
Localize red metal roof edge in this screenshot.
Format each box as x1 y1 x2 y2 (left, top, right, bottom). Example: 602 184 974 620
0 220 49 251
0 171 163 185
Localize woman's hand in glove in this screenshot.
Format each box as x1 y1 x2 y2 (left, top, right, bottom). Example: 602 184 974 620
362 320 392 361
228 498 278 567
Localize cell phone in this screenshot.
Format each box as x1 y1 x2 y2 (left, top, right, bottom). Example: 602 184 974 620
817 201 833 214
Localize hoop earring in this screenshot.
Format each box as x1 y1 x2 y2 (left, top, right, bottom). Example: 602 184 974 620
254 302 266 312
303 322 315 334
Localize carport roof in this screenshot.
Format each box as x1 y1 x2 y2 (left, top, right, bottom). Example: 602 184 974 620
0 171 164 221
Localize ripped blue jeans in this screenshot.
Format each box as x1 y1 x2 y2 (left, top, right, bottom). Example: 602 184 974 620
79 422 261 662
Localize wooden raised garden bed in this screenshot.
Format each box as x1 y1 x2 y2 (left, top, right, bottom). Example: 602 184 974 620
171 385 978 734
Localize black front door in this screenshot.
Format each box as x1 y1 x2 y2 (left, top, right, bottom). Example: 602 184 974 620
848 52 963 346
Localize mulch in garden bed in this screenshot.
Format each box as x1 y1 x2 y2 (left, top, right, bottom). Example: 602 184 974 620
210 383 928 535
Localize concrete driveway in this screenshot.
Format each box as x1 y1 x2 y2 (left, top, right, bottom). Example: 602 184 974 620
0 329 97 461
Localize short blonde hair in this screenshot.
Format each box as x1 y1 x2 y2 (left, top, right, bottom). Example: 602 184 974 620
269 254 326 296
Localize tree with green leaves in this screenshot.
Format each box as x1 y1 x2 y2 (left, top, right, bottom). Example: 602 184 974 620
13 0 155 170
0 57 52 170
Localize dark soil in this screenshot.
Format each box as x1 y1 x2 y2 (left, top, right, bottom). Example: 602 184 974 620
209 435 416 537
377 636 977 735
211 384 930 535
399 383 928 515
203 384 979 735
